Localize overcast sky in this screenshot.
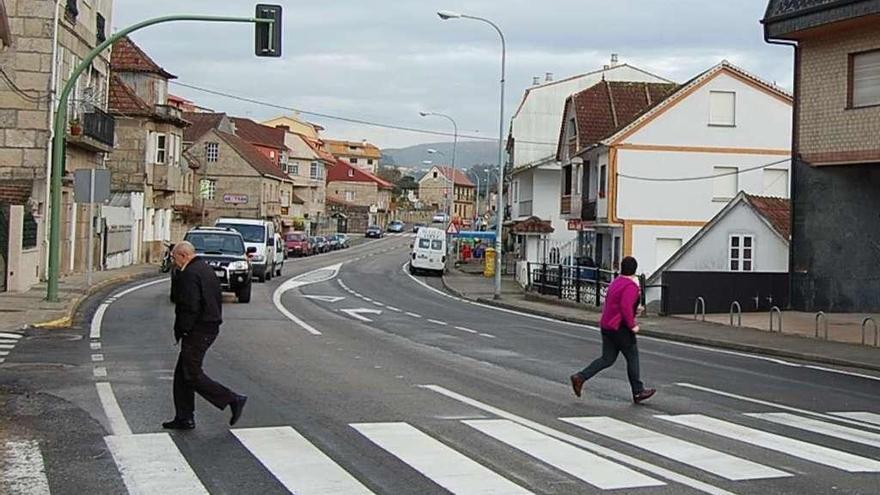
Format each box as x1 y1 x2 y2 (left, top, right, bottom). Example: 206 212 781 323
112 0 791 150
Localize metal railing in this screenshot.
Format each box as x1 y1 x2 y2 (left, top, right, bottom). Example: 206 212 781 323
769 306 783 333
729 301 742 327
694 297 706 321
815 311 828 340
82 107 115 146
527 262 616 306
861 317 878 347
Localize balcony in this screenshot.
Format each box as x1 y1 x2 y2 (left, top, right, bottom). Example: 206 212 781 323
67 108 115 153
151 163 180 192
561 195 572 215
154 104 185 124
582 200 596 221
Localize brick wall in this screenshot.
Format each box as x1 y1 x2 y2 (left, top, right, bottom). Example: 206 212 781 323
798 23 880 163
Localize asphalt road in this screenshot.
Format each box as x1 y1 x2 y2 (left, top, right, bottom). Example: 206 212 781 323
4 233 880 495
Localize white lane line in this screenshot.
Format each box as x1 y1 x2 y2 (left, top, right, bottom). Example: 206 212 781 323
479 333 496 339
0 332 23 339
90 303 110 339
93 367 107 378
676 382 880 432
91 353 104 362
386 306 401 312
830 412 880 426
419 385 735 495
657 414 880 472
747 412 880 449
105 433 209 494
233 426 374 495
465 419 663 490
802 365 880 382
427 319 447 326
112 278 169 299
2 440 51 495
352 422 532 494
95 382 132 436
361 297 374 303
372 301 386 307
455 326 479 334
562 416 790 481
90 342 102 350
405 312 422 318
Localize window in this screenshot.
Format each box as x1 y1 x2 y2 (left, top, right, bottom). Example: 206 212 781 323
344 191 355 201
431 240 443 250
709 91 736 126
96 13 106 43
205 142 219 162
763 169 788 198
154 133 167 164
712 166 738 200
367 159 374 165
349 157 358 164
199 179 216 200
562 165 573 194
613 236 621 270
347 169 354 178
599 165 606 198
851 50 880 108
310 162 322 179
269 150 276 159
729 235 754 271
419 239 431 249
288 163 299 175
567 117 576 140
433 171 438 179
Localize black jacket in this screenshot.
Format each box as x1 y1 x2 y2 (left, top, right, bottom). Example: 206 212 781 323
174 257 223 340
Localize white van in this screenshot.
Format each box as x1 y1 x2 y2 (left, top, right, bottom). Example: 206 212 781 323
409 227 446 275
214 218 276 282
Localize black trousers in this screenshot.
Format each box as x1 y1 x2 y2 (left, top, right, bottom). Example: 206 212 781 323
577 328 644 395
173 331 237 420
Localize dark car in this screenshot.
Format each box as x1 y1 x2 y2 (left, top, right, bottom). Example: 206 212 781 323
387 220 405 233
311 236 328 253
285 232 312 256
326 235 341 250
173 226 254 303
412 222 427 233
365 225 384 238
334 233 350 248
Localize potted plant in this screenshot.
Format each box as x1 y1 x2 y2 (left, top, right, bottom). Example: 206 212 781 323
69 118 83 136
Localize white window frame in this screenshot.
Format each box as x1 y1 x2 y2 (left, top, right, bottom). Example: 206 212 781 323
729 234 754 272
709 90 736 126
154 133 167 164
199 179 216 200
344 190 355 202
310 162 321 180
205 142 219 162
712 166 738 201
289 163 299 176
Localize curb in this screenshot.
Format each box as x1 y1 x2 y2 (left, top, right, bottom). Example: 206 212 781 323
32 268 163 329
441 276 880 374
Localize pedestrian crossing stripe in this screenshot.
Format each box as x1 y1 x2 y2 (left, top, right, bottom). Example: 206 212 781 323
747 412 880 449
830 411 880 427
1 440 51 495
104 433 209 494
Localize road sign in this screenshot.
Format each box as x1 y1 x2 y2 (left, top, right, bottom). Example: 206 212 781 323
446 222 459 235
73 169 110 204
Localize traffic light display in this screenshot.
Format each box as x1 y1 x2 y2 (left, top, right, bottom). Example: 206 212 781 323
255 4 282 57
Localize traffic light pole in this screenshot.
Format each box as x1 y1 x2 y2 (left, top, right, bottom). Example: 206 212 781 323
46 14 274 301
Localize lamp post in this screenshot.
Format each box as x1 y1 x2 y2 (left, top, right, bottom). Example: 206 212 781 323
420 112 457 224
437 10 506 298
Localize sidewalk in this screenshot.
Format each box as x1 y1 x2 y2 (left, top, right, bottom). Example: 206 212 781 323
0 264 161 332
442 268 880 373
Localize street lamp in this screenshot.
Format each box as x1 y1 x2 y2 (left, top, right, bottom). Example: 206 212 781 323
421 112 458 224
437 10 506 298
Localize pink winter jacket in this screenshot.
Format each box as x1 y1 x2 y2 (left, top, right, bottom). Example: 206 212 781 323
599 276 640 331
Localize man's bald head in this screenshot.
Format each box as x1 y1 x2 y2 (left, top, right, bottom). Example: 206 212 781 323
172 241 196 268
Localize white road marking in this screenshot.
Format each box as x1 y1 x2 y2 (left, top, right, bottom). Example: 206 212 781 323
95 382 132 436
352 422 532 494
91 353 104 362
90 341 101 350
830 412 880 426
676 382 880 432
419 385 735 495
427 319 447 326
657 414 880 472
0 344 14 350
112 278 169 299
465 419 663 489
479 333 496 339
0 332 23 339
372 301 385 307
361 297 374 303
2 440 51 495
93 367 107 378
455 326 478 334
0 351 9 356
273 264 345 336
302 295 346 303
233 427 373 495
105 433 208 494
386 306 401 312
405 312 422 318
747 412 880 449
90 303 110 339
563 416 790 481
340 308 382 322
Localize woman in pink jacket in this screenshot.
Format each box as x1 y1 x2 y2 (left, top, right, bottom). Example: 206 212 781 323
570 256 656 403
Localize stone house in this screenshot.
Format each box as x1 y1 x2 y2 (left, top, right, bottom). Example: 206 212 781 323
324 138 382 174
326 158 393 227
763 0 880 312
106 36 192 263
418 165 476 221
1 0 115 280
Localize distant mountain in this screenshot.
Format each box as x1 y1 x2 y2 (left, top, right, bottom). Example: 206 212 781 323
381 141 501 175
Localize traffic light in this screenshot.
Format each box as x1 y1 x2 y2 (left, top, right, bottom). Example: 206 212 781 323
255 4 282 57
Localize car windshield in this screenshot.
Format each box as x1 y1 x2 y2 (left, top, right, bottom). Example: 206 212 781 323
418 239 431 249
286 233 306 241
431 240 443 250
185 233 245 255
368 225 380 230
216 223 264 243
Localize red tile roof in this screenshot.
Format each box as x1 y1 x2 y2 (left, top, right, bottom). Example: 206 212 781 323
110 36 176 79
302 137 338 163
431 166 475 187
327 159 394 189
216 131 291 180
108 74 152 116
746 194 791 240
183 112 226 143
231 117 287 151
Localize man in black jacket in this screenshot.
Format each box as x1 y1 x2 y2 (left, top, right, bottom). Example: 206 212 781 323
163 241 247 430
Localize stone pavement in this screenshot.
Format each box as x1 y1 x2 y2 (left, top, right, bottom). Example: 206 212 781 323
442 267 880 373
0 264 162 332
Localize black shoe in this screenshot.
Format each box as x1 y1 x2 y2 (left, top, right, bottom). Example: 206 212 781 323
570 373 586 398
633 388 656 404
229 395 247 426
162 418 195 430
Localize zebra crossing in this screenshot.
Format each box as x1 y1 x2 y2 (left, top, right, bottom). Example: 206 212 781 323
0 331 24 364
91 407 880 494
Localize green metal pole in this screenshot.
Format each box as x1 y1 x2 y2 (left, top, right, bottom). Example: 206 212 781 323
47 14 273 301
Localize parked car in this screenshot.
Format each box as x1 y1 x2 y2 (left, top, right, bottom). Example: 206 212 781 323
311 236 328 253
366 225 384 238
412 222 427 233
327 235 341 251
175 226 254 303
387 220 405 233
431 212 449 224
285 232 312 257
334 233 350 248
273 233 285 277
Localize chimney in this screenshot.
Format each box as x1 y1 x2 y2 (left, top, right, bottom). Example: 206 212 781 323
545 72 553 82
610 53 619 66
532 76 541 85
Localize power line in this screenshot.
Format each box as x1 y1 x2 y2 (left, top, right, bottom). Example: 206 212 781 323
617 157 791 182
170 80 559 146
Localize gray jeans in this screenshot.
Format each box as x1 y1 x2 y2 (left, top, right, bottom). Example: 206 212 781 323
576 329 644 395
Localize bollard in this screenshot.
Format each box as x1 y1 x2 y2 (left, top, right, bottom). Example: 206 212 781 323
729 301 742 327
815 311 827 340
694 297 706 321
769 306 783 333
861 317 878 347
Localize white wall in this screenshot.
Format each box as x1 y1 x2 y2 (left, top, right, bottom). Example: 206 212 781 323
632 225 703 276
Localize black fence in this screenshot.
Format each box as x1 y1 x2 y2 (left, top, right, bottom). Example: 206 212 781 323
662 271 789 314
83 108 115 147
527 262 617 306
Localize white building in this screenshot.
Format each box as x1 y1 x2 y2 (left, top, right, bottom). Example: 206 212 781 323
557 61 792 276
507 61 673 270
